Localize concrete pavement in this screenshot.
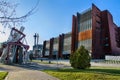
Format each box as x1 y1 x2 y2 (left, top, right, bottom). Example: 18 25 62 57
0 63 59 80
5 70 59 80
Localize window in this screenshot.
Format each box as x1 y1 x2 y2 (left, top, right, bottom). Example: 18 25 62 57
105 37 108 40
96 14 101 18
104 44 109 47
96 20 101 24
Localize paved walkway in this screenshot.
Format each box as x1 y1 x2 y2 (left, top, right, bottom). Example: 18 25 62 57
5 70 59 80
0 63 59 80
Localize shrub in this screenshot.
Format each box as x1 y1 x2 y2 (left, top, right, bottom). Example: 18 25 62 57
29 53 33 61
70 45 91 69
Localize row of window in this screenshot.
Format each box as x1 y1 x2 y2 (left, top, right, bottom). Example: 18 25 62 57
63 37 71 45
78 39 92 51
63 37 71 54
46 44 50 50
53 43 58 51
80 9 92 22
45 36 71 55
79 19 92 32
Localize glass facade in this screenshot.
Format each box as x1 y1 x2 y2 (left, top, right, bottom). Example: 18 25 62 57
43 8 92 57
78 9 92 52
53 37 59 55
63 32 71 54
45 41 50 56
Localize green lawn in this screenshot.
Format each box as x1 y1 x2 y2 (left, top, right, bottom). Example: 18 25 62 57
43 67 120 80
32 60 54 64
0 72 8 80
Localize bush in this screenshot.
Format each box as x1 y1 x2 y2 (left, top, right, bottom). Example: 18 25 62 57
70 45 91 69
29 53 33 61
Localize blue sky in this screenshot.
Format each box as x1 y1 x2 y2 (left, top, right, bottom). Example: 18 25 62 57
0 0 120 50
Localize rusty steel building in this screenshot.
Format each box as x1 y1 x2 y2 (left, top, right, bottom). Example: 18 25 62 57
42 4 120 59
72 4 120 59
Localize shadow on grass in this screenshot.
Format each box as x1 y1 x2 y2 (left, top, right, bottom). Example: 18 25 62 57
0 72 8 80
45 68 120 75
87 68 120 75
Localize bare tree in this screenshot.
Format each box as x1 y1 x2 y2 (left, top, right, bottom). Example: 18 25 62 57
0 0 39 33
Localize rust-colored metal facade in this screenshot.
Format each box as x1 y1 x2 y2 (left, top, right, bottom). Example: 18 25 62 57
92 4 104 59
71 9 92 57
116 27 120 48
49 38 54 59
71 4 120 59
71 15 78 53
92 4 120 58
42 40 46 57
58 34 64 58
42 4 120 59
78 30 92 41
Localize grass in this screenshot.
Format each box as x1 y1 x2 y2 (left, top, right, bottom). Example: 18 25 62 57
32 60 54 64
0 72 8 80
43 67 120 80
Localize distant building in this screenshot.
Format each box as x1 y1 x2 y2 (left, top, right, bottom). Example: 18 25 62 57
33 33 43 58
33 44 43 57
42 4 120 59
42 40 50 57
63 32 71 59
42 33 71 59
